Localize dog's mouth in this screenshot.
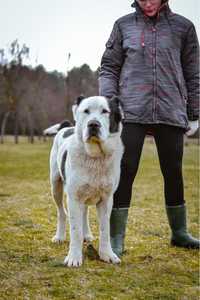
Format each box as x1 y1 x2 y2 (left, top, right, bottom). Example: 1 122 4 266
85 133 106 157
86 133 101 143
86 120 101 142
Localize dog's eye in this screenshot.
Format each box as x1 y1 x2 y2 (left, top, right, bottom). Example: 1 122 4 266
102 109 109 114
84 109 90 114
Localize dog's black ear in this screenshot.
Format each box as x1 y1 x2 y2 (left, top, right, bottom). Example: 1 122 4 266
110 95 120 105
76 95 85 106
110 96 124 120
72 95 85 121
108 96 124 133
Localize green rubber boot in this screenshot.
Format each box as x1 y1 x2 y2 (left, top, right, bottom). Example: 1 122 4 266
110 208 129 257
166 205 200 249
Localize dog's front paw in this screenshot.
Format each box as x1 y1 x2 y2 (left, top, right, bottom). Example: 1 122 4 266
51 235 66 244
99 249 121 264
64 251 83 267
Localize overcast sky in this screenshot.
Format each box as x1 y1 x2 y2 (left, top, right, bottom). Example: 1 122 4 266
0 0 199 73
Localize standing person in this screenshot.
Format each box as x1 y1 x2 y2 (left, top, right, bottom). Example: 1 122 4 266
99 0 199 256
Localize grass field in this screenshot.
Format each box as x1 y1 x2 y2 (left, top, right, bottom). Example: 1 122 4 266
0 137 199 300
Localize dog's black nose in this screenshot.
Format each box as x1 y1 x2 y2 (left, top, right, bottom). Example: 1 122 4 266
87 120 101 129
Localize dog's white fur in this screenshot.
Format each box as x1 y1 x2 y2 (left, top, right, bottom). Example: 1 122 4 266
50 96 123 267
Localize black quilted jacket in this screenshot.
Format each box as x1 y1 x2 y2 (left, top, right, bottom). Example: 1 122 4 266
99 0 199 129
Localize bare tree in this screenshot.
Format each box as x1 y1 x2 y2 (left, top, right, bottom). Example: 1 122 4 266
0 40 29 143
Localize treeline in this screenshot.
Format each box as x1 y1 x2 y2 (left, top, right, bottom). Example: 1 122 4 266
0 40 98 143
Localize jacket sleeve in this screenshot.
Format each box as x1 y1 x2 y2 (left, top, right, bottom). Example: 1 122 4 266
181 24 200 121
99 21 124 97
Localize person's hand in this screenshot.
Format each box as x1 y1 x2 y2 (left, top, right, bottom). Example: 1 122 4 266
186 120 199 137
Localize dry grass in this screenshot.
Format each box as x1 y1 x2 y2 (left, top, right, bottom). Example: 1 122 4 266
0 136 199 300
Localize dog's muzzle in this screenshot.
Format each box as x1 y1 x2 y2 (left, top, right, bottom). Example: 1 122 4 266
87 120 101 139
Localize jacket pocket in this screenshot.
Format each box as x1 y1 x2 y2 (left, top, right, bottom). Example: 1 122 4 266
177 79 188 107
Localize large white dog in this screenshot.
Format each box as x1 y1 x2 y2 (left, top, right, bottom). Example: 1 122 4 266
50 95 124 267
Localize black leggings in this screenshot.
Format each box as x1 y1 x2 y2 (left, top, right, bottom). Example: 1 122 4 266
114 123 185 208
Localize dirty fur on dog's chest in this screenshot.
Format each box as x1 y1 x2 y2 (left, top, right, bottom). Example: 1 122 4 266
71 151 114 205
76 184 112 205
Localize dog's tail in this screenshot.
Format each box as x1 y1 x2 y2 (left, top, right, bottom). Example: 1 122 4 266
43 120 73 136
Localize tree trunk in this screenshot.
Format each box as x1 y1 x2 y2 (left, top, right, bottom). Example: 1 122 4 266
14 111 19 144
27 111 34 144
43 135 47 142
0 111 11 144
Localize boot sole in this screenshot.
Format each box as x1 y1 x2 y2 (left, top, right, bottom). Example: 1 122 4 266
171 240 200 249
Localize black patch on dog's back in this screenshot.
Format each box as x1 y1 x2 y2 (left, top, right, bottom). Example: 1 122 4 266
58 119 73 131
63 127 74 138
108 96 122 133
61 150 68 181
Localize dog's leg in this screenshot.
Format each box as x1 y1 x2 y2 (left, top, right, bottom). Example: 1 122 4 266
50 140 67 243
83 206 94 243
96 198 121 264
64 197 84 267
51 178 67 243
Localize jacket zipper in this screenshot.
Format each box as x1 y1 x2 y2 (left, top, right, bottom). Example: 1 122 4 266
152 26 157 122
